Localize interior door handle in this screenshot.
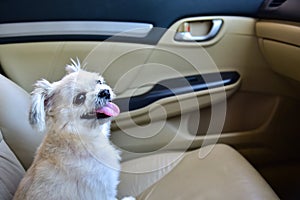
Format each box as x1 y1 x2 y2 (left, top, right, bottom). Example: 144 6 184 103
174 19 223 42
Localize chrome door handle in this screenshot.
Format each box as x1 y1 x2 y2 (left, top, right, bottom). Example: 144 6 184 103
174 19 223 42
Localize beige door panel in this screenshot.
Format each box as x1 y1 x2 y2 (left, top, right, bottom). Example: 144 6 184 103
112 16 300 160
0 16 297 161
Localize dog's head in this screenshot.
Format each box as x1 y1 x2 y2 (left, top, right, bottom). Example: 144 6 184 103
29 59 120 133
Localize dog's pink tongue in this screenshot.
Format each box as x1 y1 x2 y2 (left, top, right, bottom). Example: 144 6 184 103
97 102 120 117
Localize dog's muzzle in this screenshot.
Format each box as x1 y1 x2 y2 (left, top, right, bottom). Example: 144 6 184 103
80 90 120 120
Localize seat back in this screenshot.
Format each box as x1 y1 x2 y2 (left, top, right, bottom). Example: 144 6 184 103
0 74 43 169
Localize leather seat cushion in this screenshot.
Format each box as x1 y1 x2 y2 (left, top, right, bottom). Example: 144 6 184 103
0 131 25 200
136 144 279 200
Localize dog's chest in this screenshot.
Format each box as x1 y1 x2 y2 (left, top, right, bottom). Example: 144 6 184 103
43 155 120 199
35 135 121 198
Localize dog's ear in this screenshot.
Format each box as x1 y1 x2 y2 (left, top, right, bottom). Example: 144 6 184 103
29 79 54 132
65 58 81 74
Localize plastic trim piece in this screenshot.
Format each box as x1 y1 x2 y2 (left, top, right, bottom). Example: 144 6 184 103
114 71 240 112
0 21 153 38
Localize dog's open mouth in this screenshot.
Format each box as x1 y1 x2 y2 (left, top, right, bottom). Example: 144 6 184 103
80 102 120 120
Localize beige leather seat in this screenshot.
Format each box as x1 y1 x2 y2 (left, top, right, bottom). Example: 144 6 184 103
0 131 25 200
0 74 279 200
132 144 279 199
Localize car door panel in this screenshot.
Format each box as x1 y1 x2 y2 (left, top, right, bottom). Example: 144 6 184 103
0 12 299 165
111 16 300 161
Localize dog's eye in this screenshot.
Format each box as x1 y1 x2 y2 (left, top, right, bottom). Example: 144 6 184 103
73 92 86 105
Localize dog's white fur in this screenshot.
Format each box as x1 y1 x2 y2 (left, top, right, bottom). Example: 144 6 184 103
14 59 134 200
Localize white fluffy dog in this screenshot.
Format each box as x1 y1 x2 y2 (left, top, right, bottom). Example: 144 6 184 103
14 59 134 200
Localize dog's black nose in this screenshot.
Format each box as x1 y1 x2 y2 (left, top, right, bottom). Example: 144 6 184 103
98 89 111 100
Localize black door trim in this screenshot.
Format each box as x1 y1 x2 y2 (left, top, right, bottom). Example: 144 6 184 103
114 71 240 112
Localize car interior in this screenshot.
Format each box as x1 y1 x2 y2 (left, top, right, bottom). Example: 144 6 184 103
0 0 300 199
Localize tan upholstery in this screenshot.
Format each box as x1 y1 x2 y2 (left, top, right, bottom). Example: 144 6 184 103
135 144 279 200
0 131 25 200
119 151 184 197
0 75 43 169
